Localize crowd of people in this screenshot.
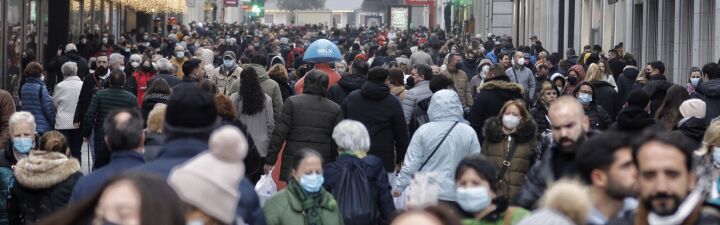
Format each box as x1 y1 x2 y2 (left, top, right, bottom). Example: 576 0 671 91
0 21 720 225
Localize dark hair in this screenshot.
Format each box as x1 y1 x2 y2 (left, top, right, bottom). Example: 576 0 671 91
702 62 720 79
573 81 596 104
647 61 665 75
367 66 388 82
429 75 454 93
214 94 237 122
632 130 695 171
655 85 690 131
608 49 619 56
109 69 126 87
576 132 632 184
388 68 405 86
103 108 144 151
239 67 266 115
146 79 172 96
291 149 323 173
181 58 202 78
251 54 268 67
197 79 218 95
24 62 43 78
454 154 498 193
36 172 186 225
40 131 68 154
351 61 369 76
412 63 433 81
537 64 548 70
623 53 637 67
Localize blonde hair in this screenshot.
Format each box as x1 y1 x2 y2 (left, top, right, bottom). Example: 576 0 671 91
498 99 531 122
268 64 289 83
696 120 720 156
147 104 167 133
40 131 68 155
539 179 591 225
584 63 603 82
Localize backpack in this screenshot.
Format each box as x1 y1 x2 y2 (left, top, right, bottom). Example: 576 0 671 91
409 98 431 136
332 160 379 225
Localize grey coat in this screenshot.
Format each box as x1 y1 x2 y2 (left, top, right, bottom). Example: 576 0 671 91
230 93 275 157
506 66 537 101
402 80 433 124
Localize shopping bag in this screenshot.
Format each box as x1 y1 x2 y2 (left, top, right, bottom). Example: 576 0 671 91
255 171 277 207
271 142 287 190
80 141 94 175
389 172 408 210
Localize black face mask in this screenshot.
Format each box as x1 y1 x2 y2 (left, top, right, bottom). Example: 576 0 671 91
567 76 578 85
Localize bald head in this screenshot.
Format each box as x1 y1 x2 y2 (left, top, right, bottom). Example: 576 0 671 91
103 109 144 151
548 96 589 152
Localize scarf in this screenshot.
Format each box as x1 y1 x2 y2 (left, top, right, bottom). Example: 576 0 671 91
340 151 366 159
287 179 324 225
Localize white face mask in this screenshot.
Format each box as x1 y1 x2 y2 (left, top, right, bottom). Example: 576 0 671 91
517 58 525 66
502 115 521 129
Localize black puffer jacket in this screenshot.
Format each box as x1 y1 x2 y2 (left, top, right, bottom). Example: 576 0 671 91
328 74 367 105
590 80 621 121
530 103 551 134
609 105 656 133
343 81 409 171
694 79 720 125
616 66 639 105
266 71 344 181
585 103 613 130
636 75 672 116
47 51 90 87
468 75 524 143
675 117 707 143
513 143 578 209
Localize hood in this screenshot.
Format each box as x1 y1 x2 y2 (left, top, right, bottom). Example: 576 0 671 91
248 64 270 82
338 74 367 92
14 151 80 189
65 52 84 61
590 80 615 88
696 79 720 98
270 55 286 67
427 90 464 122
197 49 215 66
677 117 707 142
303 70 329 96
360 81 390 100
480 77 524 95
483 117 537 144
622 66 639 80
616 106 656 130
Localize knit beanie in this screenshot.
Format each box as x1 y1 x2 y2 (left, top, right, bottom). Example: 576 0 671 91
164 85 218 133
679 99 706 119
626 89 650 108
168 126 248 224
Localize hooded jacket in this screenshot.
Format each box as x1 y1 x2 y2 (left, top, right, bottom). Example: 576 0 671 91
616 66 639 104
694 79 720 125
396 90 481 201
9 151 82 225
610 105 656 133
47 51 90 84
482 117 538 201
530 103 551 134
675 117 707 143
468 75 524 143
343 81 409 171
266 71 343 181
402 80 433 124
228 64 283 118
328 73 367 105
590 80 621 121
20 77 55 135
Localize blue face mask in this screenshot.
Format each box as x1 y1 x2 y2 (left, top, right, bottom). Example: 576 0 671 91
713 147 720 166
456 187 491 212
224 59 234 68
176 52 185 58
690 78 701 87
300 173 324 193
578 93 592 105
12 137 33 154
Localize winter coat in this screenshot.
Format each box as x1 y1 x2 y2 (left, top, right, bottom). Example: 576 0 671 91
47 51 90 82
142 132 166 162
410 50 433 68
506 66 537 101
636 75 672 116
482 117 537 201
440 69 474 107
608 58 626 80
141 93 170 120
342 81 409 171
73 70 111 126
616 66 639 105
228 64 283 118
324 154 395 225
609 105 657 133
273 77 294 101
585 103 613 130
9 151 82 225
69 151 144 203
530 103 551 134
266 71 343 181
461 206 530 225
607 202 720 225
170 57 186 79
210 64 242 96
328 74 367 106
53 76 82 130
396 90 481 201
20 77 55 135
0 90 15 150
293 64 342 94
389 85 407 102
0 147 19 224
131 71 156 107
694 79 720 125
402 80 433 124
468 75 524 143
147 73 182 88
82 87 138 142
263 182 344 225
230 93 275 157
590 80 621 121
675 117 707 143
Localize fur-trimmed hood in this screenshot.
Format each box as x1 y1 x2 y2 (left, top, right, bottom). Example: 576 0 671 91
483 116 537 144
479 77 524 94
14 151 81 189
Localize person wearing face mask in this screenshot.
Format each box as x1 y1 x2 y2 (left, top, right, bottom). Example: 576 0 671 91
210 51 242 96
455 154 530 225
124 54 143 94
506 51 536 103
481 100 537 203
1 113 38 216
171 46 188 79
129 59 157 106
696 121 720 206
564 65 586 96
440 53 474 108
574 82 612 130
687 67 703 95
263 149 344 225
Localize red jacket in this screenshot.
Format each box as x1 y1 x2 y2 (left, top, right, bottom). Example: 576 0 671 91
133 71 156 106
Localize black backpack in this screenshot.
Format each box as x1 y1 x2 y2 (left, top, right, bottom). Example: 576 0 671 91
332 161 379 225
409 98 431 136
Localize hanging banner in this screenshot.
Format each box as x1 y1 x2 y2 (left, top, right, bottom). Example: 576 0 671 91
390 7 410 30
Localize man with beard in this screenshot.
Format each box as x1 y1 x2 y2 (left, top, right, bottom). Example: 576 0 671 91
577 132 639 225
514 96 594 208
608 131 720 225
74 55 111 130
440 54 474 107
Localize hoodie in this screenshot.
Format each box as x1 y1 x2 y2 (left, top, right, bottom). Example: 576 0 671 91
328 74 367 105
611 105 656 132
694 79 720 125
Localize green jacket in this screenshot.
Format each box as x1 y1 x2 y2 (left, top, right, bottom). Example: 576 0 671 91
263 188 344 225
82 87 138 140
462 207 530 225
228 64 283 118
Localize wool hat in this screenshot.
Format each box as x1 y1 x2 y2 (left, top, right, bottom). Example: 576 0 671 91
164 85 218 133
679 99 706 119
626 89 650 108
169 126 248 224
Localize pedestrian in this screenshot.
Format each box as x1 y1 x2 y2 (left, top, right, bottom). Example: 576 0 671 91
169 126 249 225
388 67 408 101
0 89 15 150
268 64 294 101
609 89 656 133
146 58 181 88
141 78 172 120
74 54 111 130
323 120 396 225
654 85 690 131
695 62 720 125
37 172 186 225
454 154 529 225
402 64 434 124
391 205 463 225
53 62 83 159
124 54 142 95
20 62 55 135
615 54 639 105
394 90 481 206
82 69 138 169
210 51 242 96
9 131 82 224
410 45 433 68
441 53 474 107
170 46 188 79
47 44 89 87
0 112 37 223
129 58 156 107
530 81 558 133
516 180 592 225
574 81 612 130
143 104 167 161
686 67 703 95
228 54 283 119
482 100 537 201
265 70 343 182
675 99 707 143
506 51 536 102
70 109 145 203
408 75 455 136
263 149 344 225
173 58 205 90
468 64 524 143
696 120 720 206
637 61 673 115
328 61 369 105
586 63 621 120
564 65 585 96
230 67 275 159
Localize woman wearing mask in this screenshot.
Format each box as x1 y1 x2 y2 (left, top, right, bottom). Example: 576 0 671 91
19 62 55 135
573 82 612 130
696 120 720 206
141 79 172 121
1 112 37 222
9 131 82 224
455 154 529 225
564 65 585 96
481 100 537 202
687 67 703 95
230 68 275 159
124 54 142 89
585 63 621 121
263 149 344 225
530 82 558 133
132 59 157 106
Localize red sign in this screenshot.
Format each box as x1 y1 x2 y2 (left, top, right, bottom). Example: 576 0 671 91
225 0 238 7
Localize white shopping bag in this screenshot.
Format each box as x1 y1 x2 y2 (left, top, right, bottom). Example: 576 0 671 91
255 172 277 207
80 141 94 175
389 172 408 210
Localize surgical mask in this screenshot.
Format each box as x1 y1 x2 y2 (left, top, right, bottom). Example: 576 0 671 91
130 62 140 68
143 35 149 40
226 38 232 44
12 137 33 154
456 187 491 213
690 78 700 87
124 48 131 52
224 59 234 68
502 115 521 129
102 38 108 44
578 93 592 105
176 52 185 58
299 173 324 193
187 219 204 225
81 39 87 44
517 58 525 66
713 147 720 166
